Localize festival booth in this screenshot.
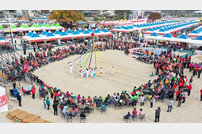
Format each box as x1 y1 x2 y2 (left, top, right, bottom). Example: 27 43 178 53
145 21 199 36
99 19 146 26
33 17 49 23
112 21 177 33
22 28 113 43
188 26 202 38
175 34 192 43
0 23 64 33
0 86 8 113
145 32 192 42
189 36 202 46
0 38 9 45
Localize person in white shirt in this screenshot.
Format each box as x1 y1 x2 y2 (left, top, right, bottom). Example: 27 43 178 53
167 98 173 112
80 68 84 78
69 65 73 74
90 68 94 78
140 95 145 106
85 68 89 78
182 90 187 103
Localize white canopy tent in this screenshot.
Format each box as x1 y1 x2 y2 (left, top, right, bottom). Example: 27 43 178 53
0 86 8 113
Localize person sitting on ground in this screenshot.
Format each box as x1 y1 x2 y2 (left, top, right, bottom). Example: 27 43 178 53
80 112 86 119
124 112 131 120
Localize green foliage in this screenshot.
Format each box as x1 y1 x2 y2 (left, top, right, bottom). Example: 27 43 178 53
49 10 87 24
148 12 162 21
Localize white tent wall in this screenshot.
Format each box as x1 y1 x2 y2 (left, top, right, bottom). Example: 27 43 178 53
0 86 8 113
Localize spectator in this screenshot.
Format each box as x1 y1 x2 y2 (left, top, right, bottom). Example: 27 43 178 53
167 98 173 112
46 97 50 110
16 92 22 107
154 107 161 122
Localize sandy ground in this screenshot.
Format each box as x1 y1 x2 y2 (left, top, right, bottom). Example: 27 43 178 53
0 48 202 123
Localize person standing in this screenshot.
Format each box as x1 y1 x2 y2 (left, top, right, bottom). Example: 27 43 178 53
200 89 202 101
16 92 22 107
33 45 36 52
154 107 161 122
182 90 187 103
177 94 183 107
150 97 154 108
43 99 46 109
198 68 201 79
13 82 16 89
187 83 192 96
46 97 50 110
167 98 173 112
31 85 36 99
53 102 58 116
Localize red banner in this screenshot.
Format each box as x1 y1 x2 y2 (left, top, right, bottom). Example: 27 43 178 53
0 95 8 107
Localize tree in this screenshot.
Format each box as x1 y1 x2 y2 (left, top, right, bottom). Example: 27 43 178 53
114 10 132 19
148 12 162 21
49 10 87 25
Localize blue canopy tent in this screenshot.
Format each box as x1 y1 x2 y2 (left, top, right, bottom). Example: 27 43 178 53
46 31 55 37
78 21 86 24
191 30 200 34
41 30 48 36
31 32 40 38
72 31 79 35
27 31 33 37
176 34 191 43
94 29 100 34
97 28 102 31
148 28 154 32
150 32 159 37
115 26 121 29
195 36 202 40
88 29 93 32
54 30 61 35
66 29 72 34
178 34 189 39
190 36 202 45
163 33 174 38
103 28 109 32
77 29 84 33
60 31 68 36
84 30 91 34
145 32 160 40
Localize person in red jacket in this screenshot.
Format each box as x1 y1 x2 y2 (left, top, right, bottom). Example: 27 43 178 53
187 83 192 96
200 89 202 101
31 85 36 99
21 87 26 95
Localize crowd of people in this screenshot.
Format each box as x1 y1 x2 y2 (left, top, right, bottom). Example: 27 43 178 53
2 33 202 123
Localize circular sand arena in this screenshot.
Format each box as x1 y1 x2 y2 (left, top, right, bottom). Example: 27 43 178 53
33 50 156 97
